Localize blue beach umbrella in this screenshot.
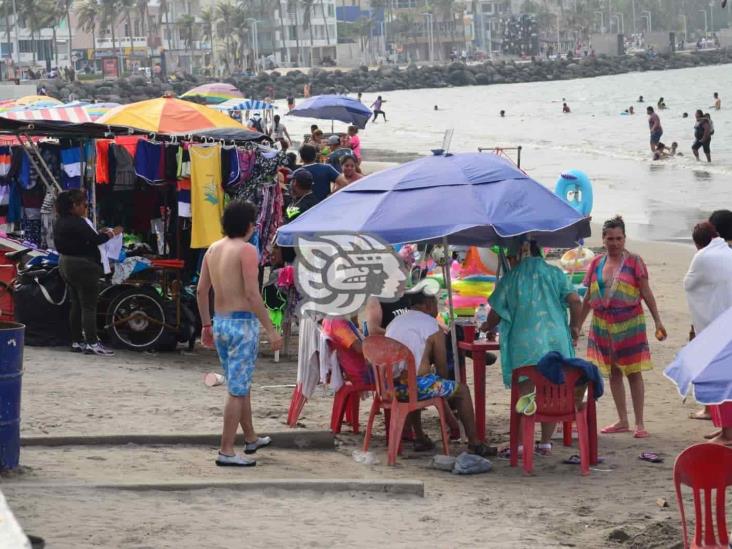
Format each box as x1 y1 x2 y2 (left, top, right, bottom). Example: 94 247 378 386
664 306 732 405
286 94 372 129
276 152 591 383
276 152 591 247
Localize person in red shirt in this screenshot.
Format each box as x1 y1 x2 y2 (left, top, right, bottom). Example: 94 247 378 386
321 317 372 385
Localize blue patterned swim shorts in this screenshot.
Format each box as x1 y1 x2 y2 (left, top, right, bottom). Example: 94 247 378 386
213 311 260 397
395 373 458 402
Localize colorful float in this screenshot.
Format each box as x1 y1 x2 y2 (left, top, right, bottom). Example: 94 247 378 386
555 169 593 216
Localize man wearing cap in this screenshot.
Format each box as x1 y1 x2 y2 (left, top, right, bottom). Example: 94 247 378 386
298 144 347 203
385 280 497 457
281 169 318 264
327 135 357 173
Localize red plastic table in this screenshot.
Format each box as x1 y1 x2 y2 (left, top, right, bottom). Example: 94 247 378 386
457 338 499 443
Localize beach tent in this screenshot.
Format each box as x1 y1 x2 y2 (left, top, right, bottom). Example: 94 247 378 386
1 104 92 123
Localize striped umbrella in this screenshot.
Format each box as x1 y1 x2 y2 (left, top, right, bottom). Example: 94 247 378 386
213 99 274 111
181 83 243 105
1 105 92 123
96 96 244 133
83 102 121 121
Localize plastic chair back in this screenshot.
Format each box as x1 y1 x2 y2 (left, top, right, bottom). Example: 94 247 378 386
511 365 588 420
673 443 732 548
362 335 418 406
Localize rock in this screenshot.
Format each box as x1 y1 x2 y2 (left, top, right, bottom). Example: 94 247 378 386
607 529 631 543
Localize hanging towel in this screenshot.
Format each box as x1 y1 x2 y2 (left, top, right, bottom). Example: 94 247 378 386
0 146 11 178
60 147 82 189
95 139 112 184
177 177 191 218
189 144 223 249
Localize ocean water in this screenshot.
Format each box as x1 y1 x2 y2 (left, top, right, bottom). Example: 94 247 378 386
281 63 732 241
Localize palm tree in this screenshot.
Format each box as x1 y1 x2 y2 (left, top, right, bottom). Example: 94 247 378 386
319 0 330 45
177 14 195 50
276 0 288 64
302 0 315 65
100 0 119 63
231 4 251 71
216 1 237 72
76 0 100 68
288 0 302 66
353 16 373 64
18 0 56 64
135 0 149 36
118 0 136 66
199 6 215 66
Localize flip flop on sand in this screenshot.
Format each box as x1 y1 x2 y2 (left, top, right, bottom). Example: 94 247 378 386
639 452 663 463
563 454 605 465
689 410 712 420
633 429 650 439
601 424 631 434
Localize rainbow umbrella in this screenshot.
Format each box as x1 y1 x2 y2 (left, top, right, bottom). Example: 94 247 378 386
181 83 243 105
96 96 244 133
83 102 121 121
14 95 62 107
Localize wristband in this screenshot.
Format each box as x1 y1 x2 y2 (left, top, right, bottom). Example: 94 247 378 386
202 324 212 328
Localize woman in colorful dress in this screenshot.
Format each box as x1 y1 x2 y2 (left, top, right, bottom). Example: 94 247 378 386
579 216 666 438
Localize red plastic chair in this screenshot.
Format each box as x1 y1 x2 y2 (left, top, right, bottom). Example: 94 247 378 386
361 335 450 465
509 365 597 476
673 443 732 549
330 379 375 434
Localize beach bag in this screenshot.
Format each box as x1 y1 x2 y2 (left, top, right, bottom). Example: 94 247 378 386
13 265 70 346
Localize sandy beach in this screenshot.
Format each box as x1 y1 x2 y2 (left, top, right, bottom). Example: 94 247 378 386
1 224 709 549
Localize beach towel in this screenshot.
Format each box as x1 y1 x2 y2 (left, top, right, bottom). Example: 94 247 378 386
190 144 223 249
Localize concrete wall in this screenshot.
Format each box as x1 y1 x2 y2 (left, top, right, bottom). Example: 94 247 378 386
717 29 732 48
591 33 624 56
0 84 38 101
645 32 674 55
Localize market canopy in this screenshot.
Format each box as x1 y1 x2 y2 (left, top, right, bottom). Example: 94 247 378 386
1 104 92 123
287 95 372 129
180 82 244 104
0 117 144 138
213 99 274 111
96 96 244 133
83 102 121 121
277 152 591 247
188 127 271 143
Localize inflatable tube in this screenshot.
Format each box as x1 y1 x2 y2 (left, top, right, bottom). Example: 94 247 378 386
555 169 593 216
566 271 586 285
452 295 488 315
426 273 445 288
477 247 500 274
452 280 495 297
462 246 496 276
463 274 497 283
560 247 595 271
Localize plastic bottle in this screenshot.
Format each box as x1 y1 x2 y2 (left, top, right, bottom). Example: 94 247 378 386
474 303 488 339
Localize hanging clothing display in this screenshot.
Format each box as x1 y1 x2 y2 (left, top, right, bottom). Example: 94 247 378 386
60 146 82 189
95 139 112 184
177 177 191 218
110 144 136 191
189 144 224 249
134 140 165 184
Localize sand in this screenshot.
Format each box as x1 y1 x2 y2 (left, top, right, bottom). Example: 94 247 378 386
1 229 712 549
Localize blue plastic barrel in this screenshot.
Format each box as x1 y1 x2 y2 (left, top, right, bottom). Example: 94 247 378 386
0 322 25 470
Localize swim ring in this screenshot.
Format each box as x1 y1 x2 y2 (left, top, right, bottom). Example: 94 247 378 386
452 295 488 316
476 247 500 274
560 247 595 271
555 169 593 216
452 279 495 297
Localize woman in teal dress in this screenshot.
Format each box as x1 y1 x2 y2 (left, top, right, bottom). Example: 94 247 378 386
481 240 582 454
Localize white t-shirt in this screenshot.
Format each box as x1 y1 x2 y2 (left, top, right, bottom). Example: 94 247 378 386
272 123 287 139
684 237 732 333
385 309 439 374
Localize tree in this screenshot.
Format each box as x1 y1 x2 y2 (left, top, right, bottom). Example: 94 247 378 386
118 0 136 67
287 0 302 66
319 0 330 46
302 0 315 65
200 6 215 66
18 0 56 64
216 1 237 71
177 14 195 50
76 0 100 68
100 0 119 63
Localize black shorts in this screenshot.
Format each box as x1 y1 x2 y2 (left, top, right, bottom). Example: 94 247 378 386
692 139 711 155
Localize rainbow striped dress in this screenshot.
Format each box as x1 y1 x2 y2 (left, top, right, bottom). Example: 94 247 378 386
582 252 652 377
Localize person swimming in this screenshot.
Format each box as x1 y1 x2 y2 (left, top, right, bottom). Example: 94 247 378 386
638 95 644 102
500 110 506 117
434 105 439 110
683 112 689 118
657 97 667 109
562 102 571 113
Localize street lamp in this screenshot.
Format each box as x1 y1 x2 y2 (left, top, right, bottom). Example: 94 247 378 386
594 11 604 33
641 10 651 32
247 18 260 71
631 0 637 34
699 9 708 35
710 1 715 34
680 14 688 43
421 12 434 64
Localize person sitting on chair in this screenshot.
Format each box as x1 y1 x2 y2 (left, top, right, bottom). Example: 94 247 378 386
385 280 496 457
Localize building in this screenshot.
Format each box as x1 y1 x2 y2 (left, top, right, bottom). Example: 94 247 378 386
276 0 338 67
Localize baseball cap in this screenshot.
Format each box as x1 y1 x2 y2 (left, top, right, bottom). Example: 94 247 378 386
290 168 313 186
327 135 340 145
404 278 441 297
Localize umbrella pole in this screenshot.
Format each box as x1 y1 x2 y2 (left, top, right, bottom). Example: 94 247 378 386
331 119 334 133
443 236 461 384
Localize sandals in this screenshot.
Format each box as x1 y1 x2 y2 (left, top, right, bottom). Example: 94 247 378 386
515 391 537 416
600 424 631 434
413 436 436 452
633 429 650 439
639 452 663 463
468 443 498 458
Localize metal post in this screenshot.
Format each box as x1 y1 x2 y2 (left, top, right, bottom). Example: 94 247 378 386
442 236 461 384
632 0 637 33
11 0 18 65
699 10 708 34
710 2 714 35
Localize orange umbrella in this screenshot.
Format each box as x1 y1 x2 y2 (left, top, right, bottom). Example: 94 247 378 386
96 96 244 133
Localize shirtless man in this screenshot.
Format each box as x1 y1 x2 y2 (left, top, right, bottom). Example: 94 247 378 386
647 106 663 153
197 200 283 467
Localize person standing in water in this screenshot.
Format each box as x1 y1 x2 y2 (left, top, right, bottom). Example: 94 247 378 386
692 109 712 162
371 95 387 122
647 106 663 153
562 102 571 113
712 92 721 110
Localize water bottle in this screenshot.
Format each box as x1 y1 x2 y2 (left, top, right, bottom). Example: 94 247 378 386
474 303 488 339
